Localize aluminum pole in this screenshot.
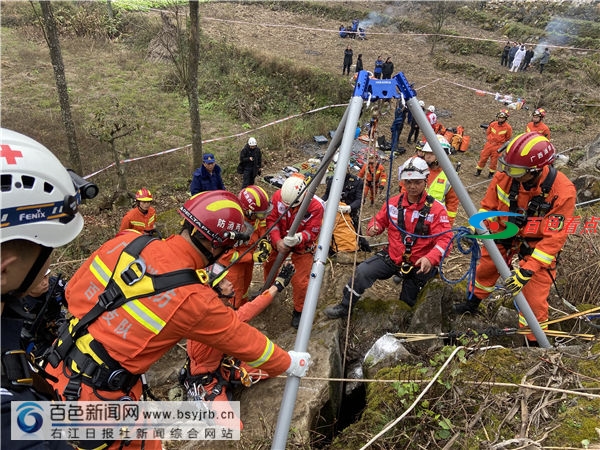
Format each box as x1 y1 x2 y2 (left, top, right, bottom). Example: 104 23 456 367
394 73 551 348
271 96 364 449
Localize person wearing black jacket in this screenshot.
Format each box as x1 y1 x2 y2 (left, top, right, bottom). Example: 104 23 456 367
355 53 363 73
238 137 262 188
342 45 353 75
381 57 394 79
323 165 371 252
501 41 510 66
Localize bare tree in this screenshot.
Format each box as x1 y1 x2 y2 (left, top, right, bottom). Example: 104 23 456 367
37 1 83 174
426 1 458 55
87 98 140 202
187 1 203 170
152 3 203 170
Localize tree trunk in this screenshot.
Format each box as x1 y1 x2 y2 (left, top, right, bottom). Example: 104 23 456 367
188 1 203 170
111 139 127 194
39 1 83 174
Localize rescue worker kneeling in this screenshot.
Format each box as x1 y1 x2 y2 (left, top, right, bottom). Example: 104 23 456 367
45 191 310 450
324 156 452 320
181 262 295 429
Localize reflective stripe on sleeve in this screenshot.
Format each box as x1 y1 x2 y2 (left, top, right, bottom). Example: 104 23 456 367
531 248 554 265
246 338 275 368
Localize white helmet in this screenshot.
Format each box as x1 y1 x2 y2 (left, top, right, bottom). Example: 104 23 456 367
418 100 425 108
421 135 451 154
248 137 257 147
281 174 307 207
398 156 430 180
428 105 435 113
0 128 84 247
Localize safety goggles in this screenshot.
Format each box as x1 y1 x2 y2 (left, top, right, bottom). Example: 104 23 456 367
498 160 528 178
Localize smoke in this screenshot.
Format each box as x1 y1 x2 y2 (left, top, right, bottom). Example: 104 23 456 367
356 12 388 30
532 16 576 61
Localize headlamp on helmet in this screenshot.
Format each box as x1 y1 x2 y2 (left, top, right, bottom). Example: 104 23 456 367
398 156 430 180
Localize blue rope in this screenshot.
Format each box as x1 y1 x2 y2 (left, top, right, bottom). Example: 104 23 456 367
438 226 481 300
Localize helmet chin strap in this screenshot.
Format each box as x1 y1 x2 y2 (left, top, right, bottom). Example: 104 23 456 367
2 246 53 301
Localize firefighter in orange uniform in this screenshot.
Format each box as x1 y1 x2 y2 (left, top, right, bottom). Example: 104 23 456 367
119 187 156 233
219 185 272 308
46 191 310 450
183 262 295 429
476 109 513 178
454 133 576 345
265 174 324 329
526 108 551 139
358 153 387 206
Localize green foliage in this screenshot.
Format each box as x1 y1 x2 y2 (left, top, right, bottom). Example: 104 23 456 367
259 1 367 23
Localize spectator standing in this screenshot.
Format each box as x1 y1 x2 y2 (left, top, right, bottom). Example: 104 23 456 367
264 175 324 329
355 53 364 73
526 108 551 139
381 57 394 79
501 41 511 66
539 48 550 74
218 185 272 308
190 153 225 195
476 109 513 178
373 56 384 79
339 24 347 38
323 156 451 319
343 45 353 75
406 100 425 144
46 191 310 450
238 137 262 188
520 46 535 71
510 45 526 72
454 133 576 346
507 42 519 69
119 187 156 234
1 128 84 450
390 101 408 154
358 154 387 207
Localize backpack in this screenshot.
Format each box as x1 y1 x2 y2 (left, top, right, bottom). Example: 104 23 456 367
331 205 358 253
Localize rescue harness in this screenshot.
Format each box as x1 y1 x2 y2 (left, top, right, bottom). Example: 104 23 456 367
395 193 434 275
179 355 253 403
46 234 204 401
497 166 558 254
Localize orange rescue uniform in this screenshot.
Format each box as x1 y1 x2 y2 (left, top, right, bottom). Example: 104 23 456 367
119 206 156 233
526 121 551 139
219 216 267 308
473 167 576 341
476 121 513 174
358 161 387 205
186 289 275 428
48 231 290 450
265 190 323 313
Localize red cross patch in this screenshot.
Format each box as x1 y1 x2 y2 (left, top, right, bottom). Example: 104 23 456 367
1 144 23 165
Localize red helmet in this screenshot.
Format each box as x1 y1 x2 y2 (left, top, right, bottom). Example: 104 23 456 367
135 188 153 202
497 109 510 119
178 191 245 248
533 108 546 118
238 185 272 217
499 132 556 176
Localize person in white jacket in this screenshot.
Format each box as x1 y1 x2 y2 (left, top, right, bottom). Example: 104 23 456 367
510 45 526 72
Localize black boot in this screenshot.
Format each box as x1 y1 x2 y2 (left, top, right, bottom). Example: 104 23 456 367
453 298 481 314
291 309 302 329
475 169 482 177
488 171 494 179
324 303 350 320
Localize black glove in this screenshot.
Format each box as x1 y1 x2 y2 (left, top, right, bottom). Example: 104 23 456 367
504 267 533 296
274 263 295 292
